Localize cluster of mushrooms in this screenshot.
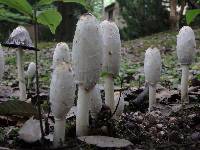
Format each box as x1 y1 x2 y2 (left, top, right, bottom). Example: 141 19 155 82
144 26 196 111
50 14 122 147
0 13 196 147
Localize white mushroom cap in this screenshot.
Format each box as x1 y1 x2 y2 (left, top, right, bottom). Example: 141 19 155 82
26 62 36 78
177 26 196 65
7 26 33 47
100 20 121 76
52 42 70 69
89 84 102 118
72 13 103 90
0 45 4 80
50 62 75 119
144 47 161 85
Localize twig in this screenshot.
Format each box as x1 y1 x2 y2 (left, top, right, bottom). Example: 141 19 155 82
110 76 124 119
34 7 45 142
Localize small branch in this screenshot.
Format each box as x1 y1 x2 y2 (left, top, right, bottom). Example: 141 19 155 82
33 7 45 141
110 76 124 119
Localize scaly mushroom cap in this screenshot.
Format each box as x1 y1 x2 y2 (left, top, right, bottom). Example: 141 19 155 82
72 13 103 90
100 20 121 76
89 84 102 118
177 26 196 65
144 47 161 85
6 26 33 47
52 42 70 69
26 62 36 78
50 62 75 119
0 45 4 80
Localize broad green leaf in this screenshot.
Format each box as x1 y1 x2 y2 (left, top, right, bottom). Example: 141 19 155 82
101 71 111 77
0 8 31 24
186 9 200 25
0 0 32 16
37 9 62 34
38 0 54 6
59 0 86 7
38 0 87 7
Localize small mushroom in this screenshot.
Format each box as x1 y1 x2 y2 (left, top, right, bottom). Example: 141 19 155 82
72 13 103 136
0 44 5 80
100 20 121 113
26 62 36 89
6 26 33 101
50 62 75 147
176 26 196 104
52 42 70 70
144 47 161 111
18 117 41 143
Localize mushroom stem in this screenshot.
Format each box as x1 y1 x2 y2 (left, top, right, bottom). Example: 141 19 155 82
16 49 26 101
104 74 115 113
53 118 65 147
76 85 90 136
181 65 189 104
149 84 156 112
27 77 31 90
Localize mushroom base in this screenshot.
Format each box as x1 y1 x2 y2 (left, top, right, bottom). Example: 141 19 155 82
149 84 156 112
181 65 189 104
104 75 115 113
76 85 90 136
16 49 26 101
53 118 66 147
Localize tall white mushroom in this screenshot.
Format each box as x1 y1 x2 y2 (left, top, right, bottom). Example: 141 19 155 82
100 20 121 113
50 62 75 147
52 42 70 70
7 26 33 101
177 26 196 104
72 14 103 136
0 45 5 80
26 62 36 89
144 47 161 111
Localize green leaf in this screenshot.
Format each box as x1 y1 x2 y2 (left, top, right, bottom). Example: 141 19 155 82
38 0 87 7
0 0 32 16
101 71 111 78
0 8 31 24
186 9 200 25
37 9 62 34
59 0 86 7
38 0 55 6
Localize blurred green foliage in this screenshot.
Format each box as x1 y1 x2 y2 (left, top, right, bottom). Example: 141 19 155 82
117 0 170 40
0 0 87 34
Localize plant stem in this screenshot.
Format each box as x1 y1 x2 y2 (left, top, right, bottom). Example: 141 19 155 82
149 84 156 112
181 65 189 104
34 7 44 140
76 85 90 136
54 118 65 147
104 74 115 112
16 49 26 101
